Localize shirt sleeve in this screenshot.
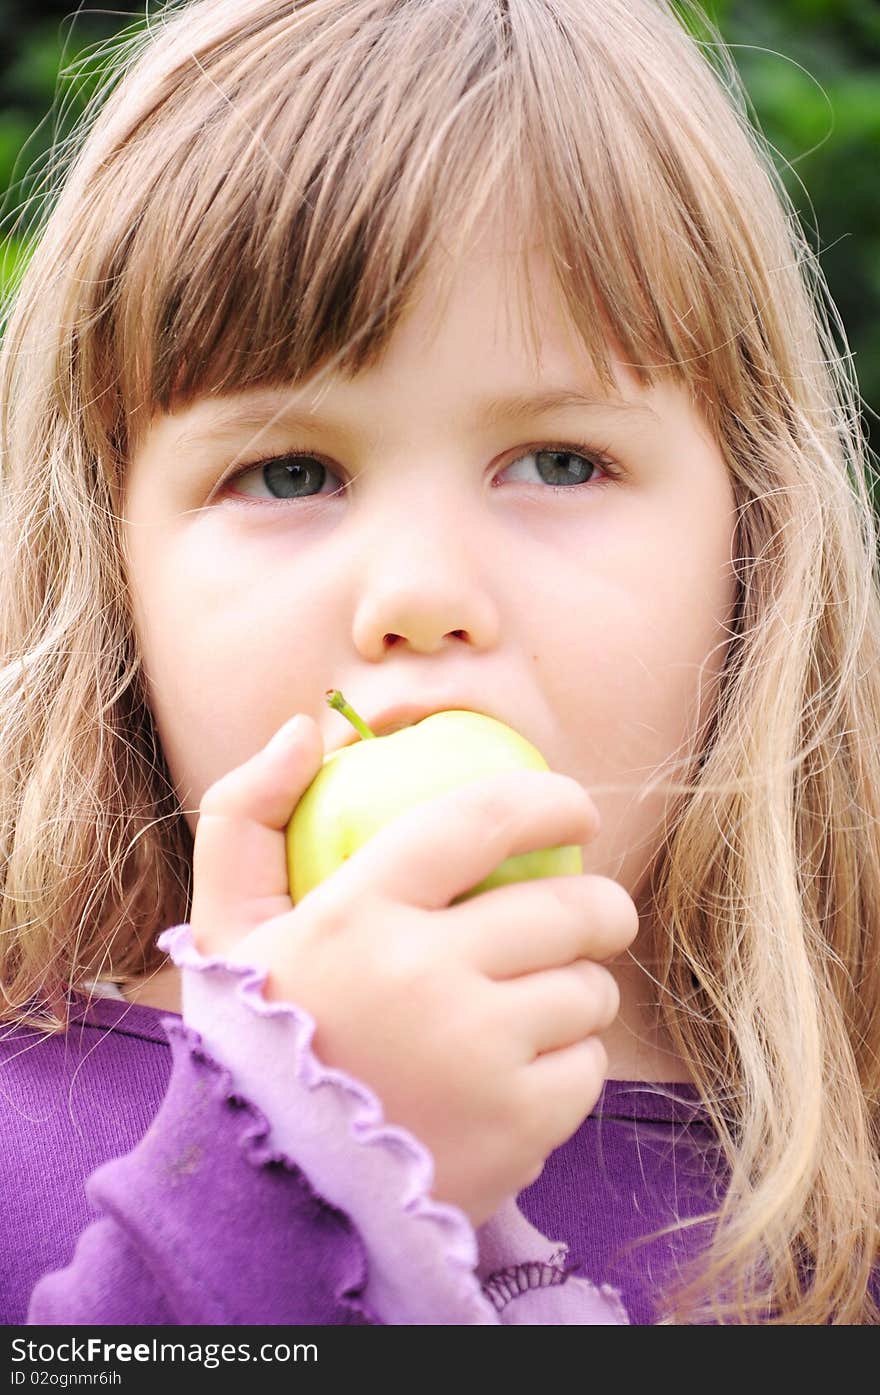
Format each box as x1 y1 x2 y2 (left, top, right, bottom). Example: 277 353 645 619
29 923 628 1326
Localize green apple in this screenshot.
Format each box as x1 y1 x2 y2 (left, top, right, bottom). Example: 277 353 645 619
285 689 583 906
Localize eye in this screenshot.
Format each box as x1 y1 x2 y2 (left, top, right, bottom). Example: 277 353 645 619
222 453 343 502
218 441 621 504
499 446 617 489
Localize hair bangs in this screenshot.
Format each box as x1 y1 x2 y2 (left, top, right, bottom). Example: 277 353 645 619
89 0 530 446
72 0 756 457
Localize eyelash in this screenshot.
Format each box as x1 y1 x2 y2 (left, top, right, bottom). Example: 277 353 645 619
217 439 623 505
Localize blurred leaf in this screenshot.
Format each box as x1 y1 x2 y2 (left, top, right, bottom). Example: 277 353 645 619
5 24 70 106
0 234 31 302
0 111 33 197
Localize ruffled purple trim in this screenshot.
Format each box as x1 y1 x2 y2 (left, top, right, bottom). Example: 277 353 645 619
159 922 497 1324
158 923 628 1325
481 1258 629 1324
482 1258 575 1312
485 1268 631 1325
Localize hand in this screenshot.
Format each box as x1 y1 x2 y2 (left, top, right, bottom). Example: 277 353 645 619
189 714 639 1228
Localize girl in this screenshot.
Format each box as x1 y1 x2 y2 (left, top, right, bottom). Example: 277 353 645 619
1 0 878 1326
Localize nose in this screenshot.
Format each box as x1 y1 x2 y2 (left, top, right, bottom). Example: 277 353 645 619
350 497 501 659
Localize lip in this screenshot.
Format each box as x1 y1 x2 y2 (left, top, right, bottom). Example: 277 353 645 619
329 700 500 751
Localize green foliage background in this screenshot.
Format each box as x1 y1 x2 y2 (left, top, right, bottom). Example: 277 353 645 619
0 0 877 460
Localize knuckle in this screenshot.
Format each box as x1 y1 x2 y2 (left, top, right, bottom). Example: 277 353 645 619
556 776 598 835
542 874 589 931
510 1142 538 1188
570 960 618 1026
383 939 429 993
196 788 223 819
380 917 449 996
606 970 621 1020
595 964 620 1021
519 1036 611 1160
560 773 595 811
530 1092 577 1160
198 775 237 819
585 1034 609 1087
519 1151 548 1190
592 875 640 942
504 1072 537 1139
293 882 353 936
515 1083 561 1160
546 875 581 918
547 1109 579 1156
463 779 518 838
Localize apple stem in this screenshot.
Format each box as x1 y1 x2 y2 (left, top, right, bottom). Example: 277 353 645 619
325 689 376 741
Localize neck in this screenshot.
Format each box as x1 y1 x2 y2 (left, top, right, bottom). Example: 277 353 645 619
119 963 183 1015
600 951 695 1084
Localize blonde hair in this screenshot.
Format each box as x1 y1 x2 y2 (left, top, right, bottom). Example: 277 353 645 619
1 0 878 1324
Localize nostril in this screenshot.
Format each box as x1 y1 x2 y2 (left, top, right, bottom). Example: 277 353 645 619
381 630 466 647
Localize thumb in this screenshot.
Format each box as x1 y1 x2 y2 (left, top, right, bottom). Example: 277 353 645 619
189 714 324 954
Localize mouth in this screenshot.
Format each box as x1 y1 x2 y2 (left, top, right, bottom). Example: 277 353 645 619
331 701 495 751
378 717 419 737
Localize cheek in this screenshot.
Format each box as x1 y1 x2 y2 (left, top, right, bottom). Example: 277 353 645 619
547 494 735 882
124 521 333 809
602 531 733 751
538 500 734 717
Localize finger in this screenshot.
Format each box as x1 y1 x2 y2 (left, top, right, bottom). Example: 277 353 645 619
329 769 600 910
518 1036 609 1165
190 714 324 951
445 874 639 978
501 960 620 1057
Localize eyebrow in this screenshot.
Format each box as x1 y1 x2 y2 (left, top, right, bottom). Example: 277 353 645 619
172 385 657 453
481 389 657 427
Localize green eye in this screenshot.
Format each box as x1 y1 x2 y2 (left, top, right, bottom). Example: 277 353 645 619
227 453 343 500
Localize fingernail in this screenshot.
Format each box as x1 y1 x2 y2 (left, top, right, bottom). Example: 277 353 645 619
269 714 307 749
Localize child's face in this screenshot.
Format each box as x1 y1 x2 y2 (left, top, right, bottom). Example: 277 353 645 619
123 223 737 912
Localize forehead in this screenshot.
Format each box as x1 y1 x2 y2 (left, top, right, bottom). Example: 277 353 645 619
401 205 593 360
305 214 648 412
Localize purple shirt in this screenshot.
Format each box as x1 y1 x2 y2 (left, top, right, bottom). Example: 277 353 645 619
0 928 724 1325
